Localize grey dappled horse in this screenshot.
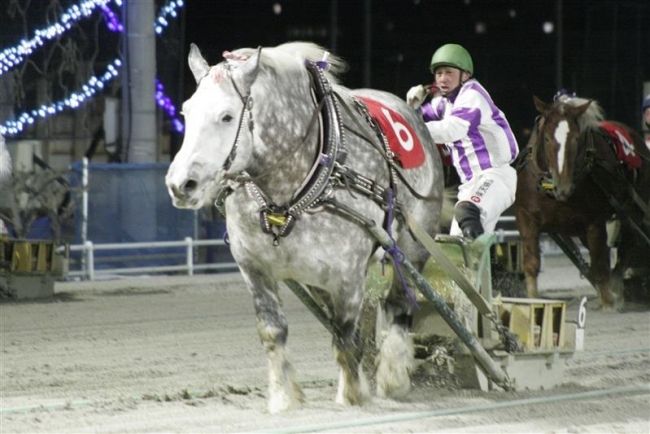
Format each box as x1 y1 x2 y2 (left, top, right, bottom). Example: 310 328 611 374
166 42 444 412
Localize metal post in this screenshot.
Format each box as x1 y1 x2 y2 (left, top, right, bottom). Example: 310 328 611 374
609 3 618 116
85 240 94 281
185 236 193 276
329 0 338 51
81 157 88 244
120 0 157 243
363 0 372 87
555 0 563 90
81 157 89 274
123 0 157 163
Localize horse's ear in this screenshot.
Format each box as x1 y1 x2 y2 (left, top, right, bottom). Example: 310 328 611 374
188 43 210 84
566 100 592 118
533 95 550 114
236 47 262 90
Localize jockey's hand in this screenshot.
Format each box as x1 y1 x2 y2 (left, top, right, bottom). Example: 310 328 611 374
406 84 428 109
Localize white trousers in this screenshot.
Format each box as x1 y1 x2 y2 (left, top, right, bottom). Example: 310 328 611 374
449 165 517 236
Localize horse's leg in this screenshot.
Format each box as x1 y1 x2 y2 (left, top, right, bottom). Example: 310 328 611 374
375 255 418 399
244 270 304 413
331 280 369 406
517 212 541 298
375 295 414 399
583 223 616 309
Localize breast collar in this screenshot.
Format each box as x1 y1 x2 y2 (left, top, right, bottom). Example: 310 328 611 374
216 59 348 245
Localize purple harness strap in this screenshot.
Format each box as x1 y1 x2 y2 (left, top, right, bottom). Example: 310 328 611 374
382 188 419 309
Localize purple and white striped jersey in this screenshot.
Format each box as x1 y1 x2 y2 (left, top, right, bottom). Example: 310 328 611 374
420 79 518 183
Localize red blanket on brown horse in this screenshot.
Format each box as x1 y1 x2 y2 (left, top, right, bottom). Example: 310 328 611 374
514 95 650 308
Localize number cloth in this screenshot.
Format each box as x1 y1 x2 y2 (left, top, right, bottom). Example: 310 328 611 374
358 96 426 169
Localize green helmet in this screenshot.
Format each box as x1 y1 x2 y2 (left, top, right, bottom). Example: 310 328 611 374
430 43 474 75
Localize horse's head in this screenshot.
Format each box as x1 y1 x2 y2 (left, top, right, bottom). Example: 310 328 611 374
166 42 346 210
166 44 267 209
533 95 599 201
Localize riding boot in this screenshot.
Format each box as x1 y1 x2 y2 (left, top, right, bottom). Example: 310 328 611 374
454 201 484 240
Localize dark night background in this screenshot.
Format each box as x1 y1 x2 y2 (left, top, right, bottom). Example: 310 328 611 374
0 0 648 153
178 0 649 150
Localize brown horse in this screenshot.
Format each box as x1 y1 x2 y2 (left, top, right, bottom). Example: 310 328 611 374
514 95 650 308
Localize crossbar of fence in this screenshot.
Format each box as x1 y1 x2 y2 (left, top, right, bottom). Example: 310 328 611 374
65 237 237 280
61 216 560 281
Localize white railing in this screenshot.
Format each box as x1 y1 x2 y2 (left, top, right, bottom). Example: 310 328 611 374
493 215 519 242
66 237 237 280
62 216 565 281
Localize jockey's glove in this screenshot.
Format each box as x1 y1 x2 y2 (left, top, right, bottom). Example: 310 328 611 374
406 84 428 109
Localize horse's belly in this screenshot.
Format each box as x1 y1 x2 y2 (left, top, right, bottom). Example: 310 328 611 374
226 208 379 290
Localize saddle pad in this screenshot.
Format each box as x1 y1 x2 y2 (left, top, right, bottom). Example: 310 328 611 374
599 121 642 170
357 96 425 169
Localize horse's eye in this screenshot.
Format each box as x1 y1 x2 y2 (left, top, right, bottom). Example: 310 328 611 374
222 114 233 123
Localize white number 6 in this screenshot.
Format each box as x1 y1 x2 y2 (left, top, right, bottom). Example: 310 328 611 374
381 107 413 151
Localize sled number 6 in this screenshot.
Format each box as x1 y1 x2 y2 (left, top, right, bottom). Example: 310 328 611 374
381 107 414 151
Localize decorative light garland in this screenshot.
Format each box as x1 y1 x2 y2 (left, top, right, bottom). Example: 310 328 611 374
1 0 187 137
155 0 185 35
0 59 122 137
101 4 123 33
0 0 113 76
156 79 184 133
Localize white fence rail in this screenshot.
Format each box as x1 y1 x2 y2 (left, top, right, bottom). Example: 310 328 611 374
66 237 237 280
62 216 566 281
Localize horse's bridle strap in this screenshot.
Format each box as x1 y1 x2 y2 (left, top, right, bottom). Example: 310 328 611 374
223 47 263 172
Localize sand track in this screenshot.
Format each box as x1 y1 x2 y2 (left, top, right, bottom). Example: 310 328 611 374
1 270 649 433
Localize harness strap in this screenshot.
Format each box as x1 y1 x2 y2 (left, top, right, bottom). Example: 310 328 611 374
335 93 440 201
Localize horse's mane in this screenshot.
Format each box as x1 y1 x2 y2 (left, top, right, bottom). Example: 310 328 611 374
555 95 604 132
230 42 348 84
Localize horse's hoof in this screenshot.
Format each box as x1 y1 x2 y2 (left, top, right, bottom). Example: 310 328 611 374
375 326 414 399
335 369 369 406
267 384 305 414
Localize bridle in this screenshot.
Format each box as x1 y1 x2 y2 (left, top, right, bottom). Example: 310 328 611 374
222 46 262 172
531 113 596 196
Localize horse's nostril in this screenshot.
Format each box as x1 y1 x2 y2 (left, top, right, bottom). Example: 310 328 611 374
182 179 198 193
170 184 185 200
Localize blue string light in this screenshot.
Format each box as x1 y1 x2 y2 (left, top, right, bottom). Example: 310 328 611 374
0 59 122 137
101 4 123 33
0 0 113 76
156 79 184 133
156 0 185 35
1 0 187 137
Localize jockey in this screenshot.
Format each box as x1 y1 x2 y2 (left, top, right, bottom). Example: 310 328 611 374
406 43 519 240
